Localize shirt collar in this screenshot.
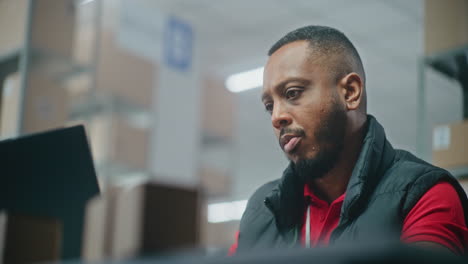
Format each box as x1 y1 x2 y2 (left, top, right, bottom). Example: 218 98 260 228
304 183 345 206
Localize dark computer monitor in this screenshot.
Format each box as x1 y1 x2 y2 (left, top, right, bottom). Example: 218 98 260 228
0 125 100 259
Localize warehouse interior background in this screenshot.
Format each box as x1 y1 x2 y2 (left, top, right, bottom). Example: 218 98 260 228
0 0 467 262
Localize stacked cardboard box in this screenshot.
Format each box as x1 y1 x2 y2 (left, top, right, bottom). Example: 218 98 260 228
432 120 468 192
65 29 156 178
0 0 27 56
29 0 76 59
425 0 468 55
22 0 76 134
426 0 468 192
82 181 200 261
201 76 235 140
22 71 70 134
199 167 231 198
87 114 150 171
432 121 468 169
95 31 155 109
199 76 235 198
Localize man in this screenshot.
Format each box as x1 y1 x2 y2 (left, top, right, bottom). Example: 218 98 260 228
230 25 468 255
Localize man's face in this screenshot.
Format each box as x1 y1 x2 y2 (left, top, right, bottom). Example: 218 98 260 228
262 40 347 178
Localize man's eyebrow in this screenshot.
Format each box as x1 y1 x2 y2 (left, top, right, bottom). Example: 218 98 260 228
261 77 311 102
261 92 271 103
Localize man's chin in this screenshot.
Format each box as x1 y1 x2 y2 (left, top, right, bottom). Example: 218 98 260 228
286 153 301 164
291 149 341 183
287 151 315 164
290 157 305 165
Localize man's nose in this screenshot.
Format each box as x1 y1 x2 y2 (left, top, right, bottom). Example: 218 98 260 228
271 104 292 130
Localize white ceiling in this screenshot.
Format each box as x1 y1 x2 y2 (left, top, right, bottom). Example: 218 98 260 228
107 0 423 76
161 0 423 75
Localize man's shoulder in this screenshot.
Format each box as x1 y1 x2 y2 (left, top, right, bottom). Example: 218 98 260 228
391 149 450 180
394 149 440 170
379 149 450 188
381 149 467 214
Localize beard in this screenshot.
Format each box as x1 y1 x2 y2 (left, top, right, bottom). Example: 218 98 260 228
293 96 347 184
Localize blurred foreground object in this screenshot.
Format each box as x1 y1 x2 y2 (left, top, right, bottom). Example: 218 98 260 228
82 181 200 262
53 241 467 264
0 212 61 264
0 125 100 263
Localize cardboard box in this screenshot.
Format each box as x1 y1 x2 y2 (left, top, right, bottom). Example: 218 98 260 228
88 113 150 170
201 76 235 140
30 0 75 58
73 11 96 66
81 195 109 262
112 182 200 258
82 181 200 260
96 31 155 109
81 186 123 261
199 166 231 198
432 120 468 169
1 212 62 264
0 0 27 56
425 0 468 55
21 71 69 134
67 30 156 115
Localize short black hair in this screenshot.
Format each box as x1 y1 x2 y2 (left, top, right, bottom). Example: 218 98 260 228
268 25 366 86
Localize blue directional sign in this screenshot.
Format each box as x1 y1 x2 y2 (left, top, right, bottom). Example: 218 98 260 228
163 15 193 72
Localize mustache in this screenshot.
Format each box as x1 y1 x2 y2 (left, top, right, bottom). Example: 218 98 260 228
279 127 306 138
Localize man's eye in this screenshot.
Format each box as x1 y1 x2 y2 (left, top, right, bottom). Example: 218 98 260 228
264 103 273 113
285 89 301 99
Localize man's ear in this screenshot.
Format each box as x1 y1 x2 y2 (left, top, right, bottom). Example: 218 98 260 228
339 73 364 111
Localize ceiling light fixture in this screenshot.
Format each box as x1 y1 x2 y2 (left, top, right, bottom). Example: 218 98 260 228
79 0 96 5
225 67 264 93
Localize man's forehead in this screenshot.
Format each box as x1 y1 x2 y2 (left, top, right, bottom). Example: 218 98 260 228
266 41 311 66
263 41 324 77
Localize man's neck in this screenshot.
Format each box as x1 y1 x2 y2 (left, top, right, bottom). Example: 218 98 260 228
310 118 367 204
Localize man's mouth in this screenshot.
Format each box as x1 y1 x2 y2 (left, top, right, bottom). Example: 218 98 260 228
281 135 302 153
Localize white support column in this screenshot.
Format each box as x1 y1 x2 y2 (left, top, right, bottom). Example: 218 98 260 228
151 24 201 184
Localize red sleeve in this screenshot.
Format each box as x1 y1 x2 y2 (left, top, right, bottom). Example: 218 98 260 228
228 231 240 256
401 181 468 254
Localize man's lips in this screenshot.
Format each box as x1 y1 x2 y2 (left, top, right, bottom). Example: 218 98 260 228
281 135 302 153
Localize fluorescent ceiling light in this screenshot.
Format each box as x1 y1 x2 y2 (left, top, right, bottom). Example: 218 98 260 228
208 199 247 223
225 67 263 93
79 0 96 5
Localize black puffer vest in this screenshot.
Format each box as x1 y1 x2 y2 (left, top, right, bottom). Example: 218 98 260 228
237 115 468 252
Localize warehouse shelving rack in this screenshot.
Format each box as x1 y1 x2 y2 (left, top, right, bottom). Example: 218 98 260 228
418 45 468 179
